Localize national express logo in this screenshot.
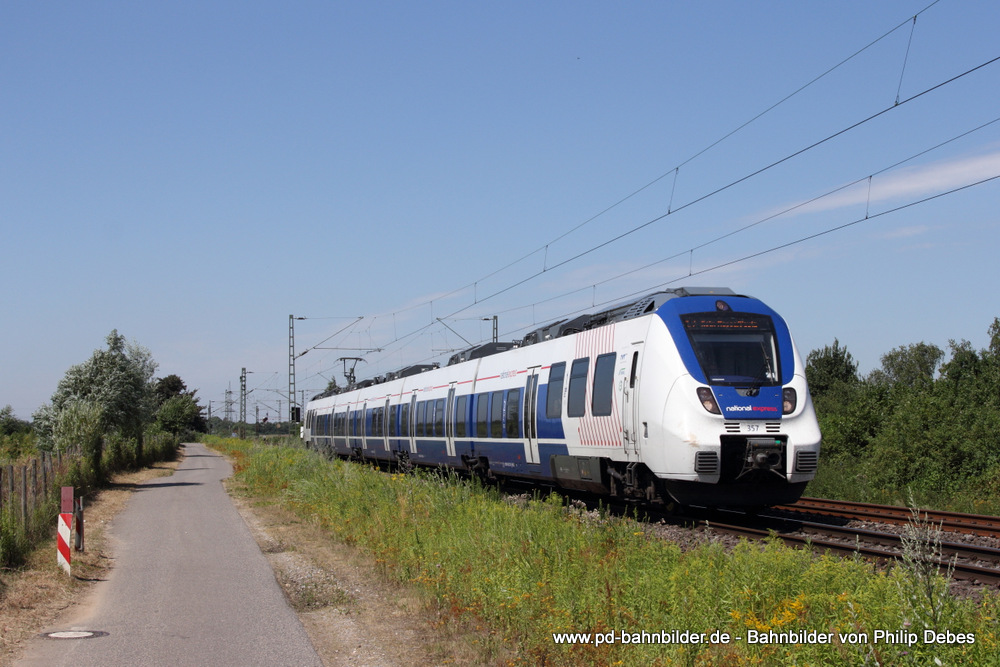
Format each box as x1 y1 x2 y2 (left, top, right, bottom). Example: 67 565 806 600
726 405 779 413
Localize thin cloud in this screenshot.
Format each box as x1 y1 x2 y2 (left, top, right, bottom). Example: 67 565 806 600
772 149 1000 219
879 225 931 240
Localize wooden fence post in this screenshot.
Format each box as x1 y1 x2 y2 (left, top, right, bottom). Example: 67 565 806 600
41 454 49 501
20 465 27 526
5 465 12 513
31 458 38 514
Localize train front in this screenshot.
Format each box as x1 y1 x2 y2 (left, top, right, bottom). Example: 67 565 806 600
644 292 821 508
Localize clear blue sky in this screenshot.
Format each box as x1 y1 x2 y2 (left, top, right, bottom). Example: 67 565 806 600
3 1 998 422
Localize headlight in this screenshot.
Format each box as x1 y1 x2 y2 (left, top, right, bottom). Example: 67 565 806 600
697 387 720 414
783 388 797 415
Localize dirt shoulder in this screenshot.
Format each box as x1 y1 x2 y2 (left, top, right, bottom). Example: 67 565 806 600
226 484 495 666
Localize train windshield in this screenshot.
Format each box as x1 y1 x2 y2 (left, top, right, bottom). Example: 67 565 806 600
681 313 780 386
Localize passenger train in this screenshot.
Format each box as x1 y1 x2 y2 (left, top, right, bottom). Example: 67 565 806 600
302 287 821 508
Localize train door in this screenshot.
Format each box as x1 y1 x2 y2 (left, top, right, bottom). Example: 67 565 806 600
360 401 369 455
382 398 391 452
408 393 418 455
523 368 540 464
621 347 641 458
445 385 457 458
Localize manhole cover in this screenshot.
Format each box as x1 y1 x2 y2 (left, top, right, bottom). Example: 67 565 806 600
42 630 108 639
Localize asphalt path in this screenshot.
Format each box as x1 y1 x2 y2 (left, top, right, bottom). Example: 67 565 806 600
17 442 323 666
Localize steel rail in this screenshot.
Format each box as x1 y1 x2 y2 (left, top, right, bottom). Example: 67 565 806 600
695 519 1000 586
777 497 1000 540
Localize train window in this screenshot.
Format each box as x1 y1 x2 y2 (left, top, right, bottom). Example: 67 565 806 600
505 388 520 438
419 401 429 437
629 351 639 389
476 393 489 437
681 313 781 386
455 395 468 438
388 405 398 437
546 362 565 419
434 399 445 437
567 358 590 418
400 402 409 437
592 353 616 417
491 392 503 438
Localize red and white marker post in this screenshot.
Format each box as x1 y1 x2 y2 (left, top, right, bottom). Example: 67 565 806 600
57 513 72 575
57 487 74 576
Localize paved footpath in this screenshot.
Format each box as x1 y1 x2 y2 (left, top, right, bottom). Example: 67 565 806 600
17 442 324 667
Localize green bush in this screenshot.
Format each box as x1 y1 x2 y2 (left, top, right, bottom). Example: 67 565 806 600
808 321 1000 510
0 509 31 569
0 431 37 463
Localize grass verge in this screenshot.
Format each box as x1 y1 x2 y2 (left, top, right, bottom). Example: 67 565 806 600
206 436 1000 666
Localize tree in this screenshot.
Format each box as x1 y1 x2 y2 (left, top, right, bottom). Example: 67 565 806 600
154 394 206 435
33 330 158 473
53 399 103 474
1 405 34 460
939 339 982 386
805 339 859 400
154 374 189 406
868 342 943 387
0 405 31 436
152 374 207 433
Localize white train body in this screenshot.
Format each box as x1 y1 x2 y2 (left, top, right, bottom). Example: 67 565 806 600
303 288 821 507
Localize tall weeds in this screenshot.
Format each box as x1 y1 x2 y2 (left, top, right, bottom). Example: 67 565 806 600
208 436 1000 666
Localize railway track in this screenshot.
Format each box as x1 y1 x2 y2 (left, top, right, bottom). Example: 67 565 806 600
776 497 1000 540
654 498 1000 587
695 515 1000 586
544 490 1000 587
